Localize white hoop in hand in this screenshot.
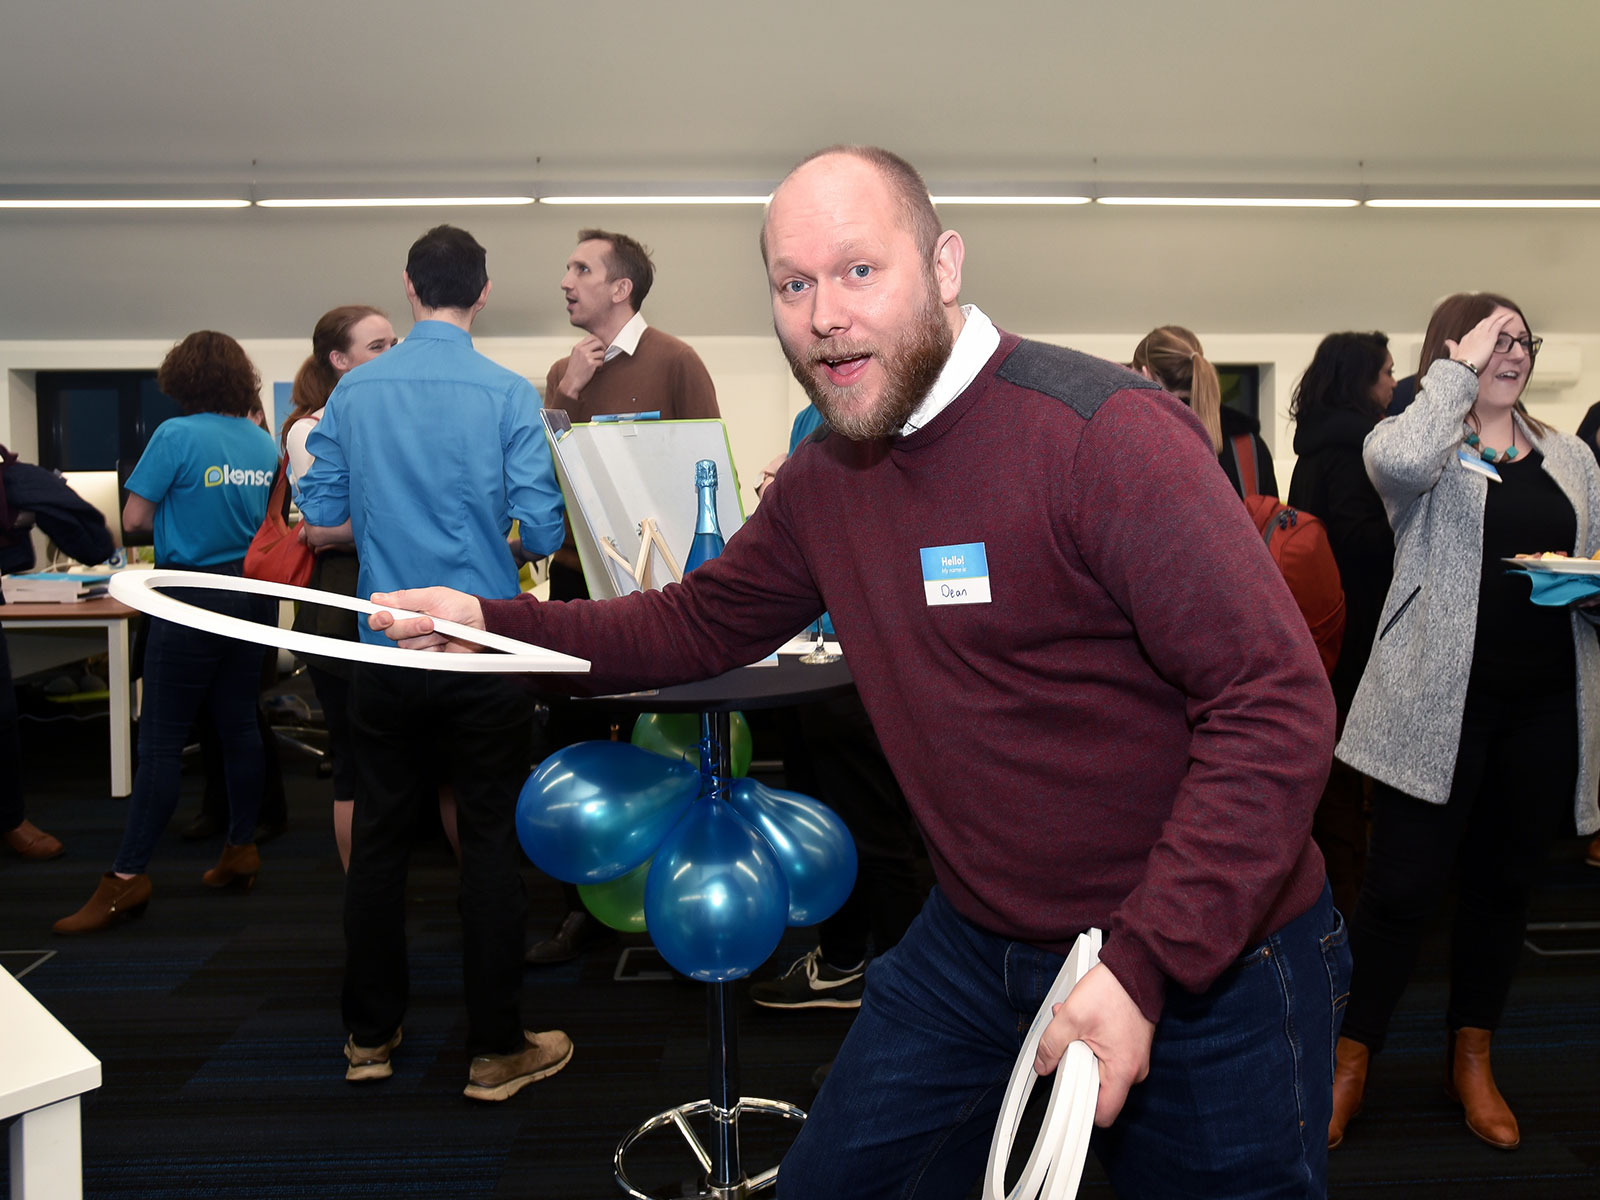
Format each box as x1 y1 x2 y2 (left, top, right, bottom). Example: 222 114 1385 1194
109 570 590 674
983 928 1102 1200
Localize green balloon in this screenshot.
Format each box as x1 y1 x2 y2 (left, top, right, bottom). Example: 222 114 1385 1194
631 711 753 777
578 857 652 932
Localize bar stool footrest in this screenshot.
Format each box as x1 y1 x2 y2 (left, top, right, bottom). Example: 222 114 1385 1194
614 1096 806 1200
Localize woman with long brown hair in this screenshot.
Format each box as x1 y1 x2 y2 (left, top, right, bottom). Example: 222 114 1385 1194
284 306 395 869
1330 293 1600 1151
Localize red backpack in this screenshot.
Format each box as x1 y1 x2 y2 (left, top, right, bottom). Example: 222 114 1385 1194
1232 434 1345 677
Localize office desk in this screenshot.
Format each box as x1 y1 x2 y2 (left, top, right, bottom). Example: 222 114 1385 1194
1 598 138 797
0 965 102 1200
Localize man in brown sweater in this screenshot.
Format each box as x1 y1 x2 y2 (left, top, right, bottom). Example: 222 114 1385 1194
532 229 723 964
545 228 719 424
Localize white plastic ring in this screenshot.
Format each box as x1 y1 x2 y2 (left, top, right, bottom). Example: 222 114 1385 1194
983 928 1102 1200
108 570 590 674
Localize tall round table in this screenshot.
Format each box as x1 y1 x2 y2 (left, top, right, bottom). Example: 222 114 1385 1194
579 653 854 1200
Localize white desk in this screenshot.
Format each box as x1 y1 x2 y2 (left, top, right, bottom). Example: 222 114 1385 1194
1 598 138 797
0 965 101 1200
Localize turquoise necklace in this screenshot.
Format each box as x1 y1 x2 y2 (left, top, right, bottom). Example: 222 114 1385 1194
1464 426 1518 463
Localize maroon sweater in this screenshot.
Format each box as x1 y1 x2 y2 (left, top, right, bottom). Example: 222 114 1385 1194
485 333 1333 1022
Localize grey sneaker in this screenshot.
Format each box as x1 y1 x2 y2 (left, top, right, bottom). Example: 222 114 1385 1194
344 1027 402 1082
750 946 865 1010
464 1030 573 1101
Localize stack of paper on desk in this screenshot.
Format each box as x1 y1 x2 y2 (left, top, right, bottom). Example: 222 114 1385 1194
1 571 113 603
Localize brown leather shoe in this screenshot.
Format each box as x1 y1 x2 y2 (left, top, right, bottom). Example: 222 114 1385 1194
1586 834 1600 868
202 842 260 889
1328 1036 1370 1149
5 819 64 861
1446 1027 1520 1149
54 872 151 934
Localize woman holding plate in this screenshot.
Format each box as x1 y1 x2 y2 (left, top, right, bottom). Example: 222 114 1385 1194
1330 293 1600 1150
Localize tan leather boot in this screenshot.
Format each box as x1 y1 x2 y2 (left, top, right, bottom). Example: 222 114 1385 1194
1446 1027 1519 1149
1328 1036 1370 1149
5 819 64 860
54 872 152 934
202 842 260 889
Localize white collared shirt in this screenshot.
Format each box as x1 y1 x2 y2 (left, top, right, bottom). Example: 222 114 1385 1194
899 304 1000 435
604 311 648 363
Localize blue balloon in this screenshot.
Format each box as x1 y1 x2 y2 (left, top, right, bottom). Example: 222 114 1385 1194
725 778 858 926
644 795 789 982
516 741 700 884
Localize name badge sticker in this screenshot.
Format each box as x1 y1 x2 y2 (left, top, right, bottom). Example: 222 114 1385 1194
920 542 992 606
1458 448 1502 483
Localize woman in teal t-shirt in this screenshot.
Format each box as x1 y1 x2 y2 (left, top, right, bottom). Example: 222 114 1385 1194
55 332 278 934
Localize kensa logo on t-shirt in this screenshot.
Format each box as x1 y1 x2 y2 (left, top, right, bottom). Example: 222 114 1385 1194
204 463 273 488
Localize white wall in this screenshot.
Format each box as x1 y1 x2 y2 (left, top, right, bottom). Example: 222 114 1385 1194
6 329 1598 516
0 335 804 518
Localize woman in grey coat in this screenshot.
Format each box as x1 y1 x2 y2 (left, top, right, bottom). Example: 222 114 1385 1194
1330 294 1600 1152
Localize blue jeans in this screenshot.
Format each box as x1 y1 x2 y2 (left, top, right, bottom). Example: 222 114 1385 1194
780 884 1349 1199
114 584 274 874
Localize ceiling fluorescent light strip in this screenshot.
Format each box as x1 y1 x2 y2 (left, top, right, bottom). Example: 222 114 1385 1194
256 196 534 208
1096 196 1358 208
931 195 1091 205
1365 197 1600 209
537 195 771 205
0 198 251 209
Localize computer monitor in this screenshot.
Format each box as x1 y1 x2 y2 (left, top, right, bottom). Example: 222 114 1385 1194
28 469 124 568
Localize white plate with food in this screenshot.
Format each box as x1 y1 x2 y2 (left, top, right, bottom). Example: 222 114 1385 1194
1504 555 1600 575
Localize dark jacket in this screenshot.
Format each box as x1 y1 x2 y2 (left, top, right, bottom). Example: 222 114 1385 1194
0 447 116 597
1576 401 1600 467
1219 406 1278 499
1288 408 1393 712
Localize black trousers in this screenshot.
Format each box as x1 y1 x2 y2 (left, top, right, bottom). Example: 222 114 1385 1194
342 663 539 1056
0 630 23 832
305 663 357 803
788 689 926 968
1342 678 1576 1052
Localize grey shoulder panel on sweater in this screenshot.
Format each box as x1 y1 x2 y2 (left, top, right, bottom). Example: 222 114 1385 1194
995 340 1161 420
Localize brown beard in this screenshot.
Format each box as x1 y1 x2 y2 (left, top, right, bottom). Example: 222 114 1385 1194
780 284 955 441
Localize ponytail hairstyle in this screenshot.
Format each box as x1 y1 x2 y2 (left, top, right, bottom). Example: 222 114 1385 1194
280 304 388 454
1131 325 1223 453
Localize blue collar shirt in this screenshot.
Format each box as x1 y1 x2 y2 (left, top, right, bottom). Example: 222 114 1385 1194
298 320 565 643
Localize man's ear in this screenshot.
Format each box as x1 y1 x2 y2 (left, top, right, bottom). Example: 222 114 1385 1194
933 230 964 307
612 276 633 309
402 270 417 303
473 279 492 314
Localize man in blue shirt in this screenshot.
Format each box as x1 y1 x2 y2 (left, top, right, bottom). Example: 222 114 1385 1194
298 225 571 1101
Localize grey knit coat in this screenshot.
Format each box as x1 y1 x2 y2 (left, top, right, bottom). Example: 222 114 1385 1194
1335 358 1600 835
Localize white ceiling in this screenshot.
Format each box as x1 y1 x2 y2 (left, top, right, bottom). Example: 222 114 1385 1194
8 0 1598 187
3 0 1600 338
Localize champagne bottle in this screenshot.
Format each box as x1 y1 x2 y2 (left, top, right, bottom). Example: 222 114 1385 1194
684 459 725 573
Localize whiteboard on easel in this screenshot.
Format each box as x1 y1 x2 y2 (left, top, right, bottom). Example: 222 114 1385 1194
543 411 746 600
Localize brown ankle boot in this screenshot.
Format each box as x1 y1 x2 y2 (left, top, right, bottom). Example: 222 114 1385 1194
1328 1036 1370 1149
5 818 64 861
202 842 260 889
54 872 152 934
1446 1027 1519 1149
